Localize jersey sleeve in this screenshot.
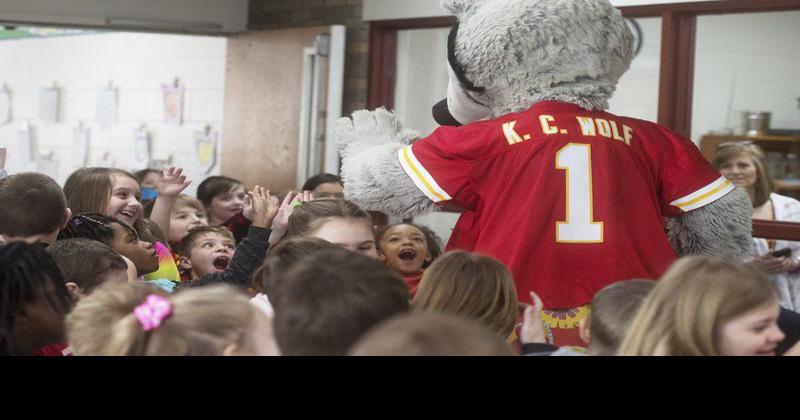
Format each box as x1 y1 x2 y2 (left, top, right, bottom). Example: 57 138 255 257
398 125 480 207
657 128 735 216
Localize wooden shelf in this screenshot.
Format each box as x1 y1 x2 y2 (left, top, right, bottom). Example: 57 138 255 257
701 134 800 143
699 134 800 165
748 135 800 143
775 180 800 191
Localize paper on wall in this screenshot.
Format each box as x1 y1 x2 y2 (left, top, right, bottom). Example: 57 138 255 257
132 126 151 170
162 82 184 126
36 152 58 179
39 87 60 123
17 123 33 165
194 127 218 174
0 87 10 125
96 86 117 127
72 125 90 166
94 151 115 168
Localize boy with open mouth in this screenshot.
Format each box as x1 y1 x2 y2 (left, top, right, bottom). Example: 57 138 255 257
178 227 237 278
175 185 279 290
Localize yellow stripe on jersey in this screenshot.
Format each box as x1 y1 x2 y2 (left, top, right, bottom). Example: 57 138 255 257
397 146 452 203
670 177 734 212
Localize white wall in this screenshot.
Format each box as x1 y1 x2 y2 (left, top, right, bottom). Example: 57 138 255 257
608 17 661 122
364 0 446 21
0 32 227 195
395 28 450 137
692 11 800 141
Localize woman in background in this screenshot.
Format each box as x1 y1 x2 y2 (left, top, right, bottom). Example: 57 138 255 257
713 142 800 311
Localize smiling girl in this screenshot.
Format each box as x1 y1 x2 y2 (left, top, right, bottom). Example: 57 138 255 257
285 198 380 260
712 143 800 311
63 167 190 244
619 256 786 356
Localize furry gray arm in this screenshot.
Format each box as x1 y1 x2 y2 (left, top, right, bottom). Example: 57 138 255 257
335 108 438 217
666 187 753 261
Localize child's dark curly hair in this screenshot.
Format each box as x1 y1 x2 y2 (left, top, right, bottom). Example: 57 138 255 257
0 241 71 355
58 213 138 246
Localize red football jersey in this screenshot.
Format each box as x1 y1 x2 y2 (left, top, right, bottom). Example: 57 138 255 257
399 101 734 308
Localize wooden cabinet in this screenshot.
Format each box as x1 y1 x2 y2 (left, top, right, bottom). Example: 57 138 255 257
699 134 800 200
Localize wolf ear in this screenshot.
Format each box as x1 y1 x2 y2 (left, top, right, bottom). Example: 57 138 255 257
441 0 486 17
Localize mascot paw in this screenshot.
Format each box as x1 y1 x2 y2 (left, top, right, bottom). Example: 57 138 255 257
335 108 419 159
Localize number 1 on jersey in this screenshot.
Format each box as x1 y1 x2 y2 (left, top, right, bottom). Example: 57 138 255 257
556 143 603 243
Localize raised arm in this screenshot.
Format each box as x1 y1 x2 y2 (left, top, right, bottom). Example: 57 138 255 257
336 108 437 218
184 186 279 288
149 167 191 238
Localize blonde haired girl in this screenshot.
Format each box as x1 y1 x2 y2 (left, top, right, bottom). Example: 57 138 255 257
66 282 278 356
412 251 518 340
618 256 784 356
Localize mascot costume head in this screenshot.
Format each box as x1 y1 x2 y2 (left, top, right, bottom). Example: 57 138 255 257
433 0 634 126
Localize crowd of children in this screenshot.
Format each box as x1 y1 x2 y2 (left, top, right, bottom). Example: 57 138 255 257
1 158 800 356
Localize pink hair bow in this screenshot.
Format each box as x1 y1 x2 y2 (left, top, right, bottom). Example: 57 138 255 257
134 294 173 331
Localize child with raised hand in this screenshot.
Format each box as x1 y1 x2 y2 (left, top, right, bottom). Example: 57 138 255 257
166 194 210 282
64 167 191 287
168 194 209 247
412 251 518 342
47 238 130 302
63 167 191 244
175 226 236 280
285 198 380 260
376 222 442 298
176 185 279 290
520 280 655 356
266 190 313 248
66 282 279 356
1 242 73 356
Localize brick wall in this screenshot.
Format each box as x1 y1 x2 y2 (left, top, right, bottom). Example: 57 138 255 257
248 0 368 115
